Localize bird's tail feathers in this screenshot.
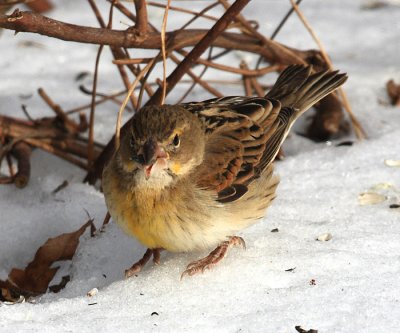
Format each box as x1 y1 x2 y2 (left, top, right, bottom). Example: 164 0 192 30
266 64 348 116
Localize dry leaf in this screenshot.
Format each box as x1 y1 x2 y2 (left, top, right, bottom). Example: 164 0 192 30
358 192 386 205
386 79 400 106
0 219 95 301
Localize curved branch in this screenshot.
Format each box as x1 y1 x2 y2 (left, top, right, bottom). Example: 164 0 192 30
0 10 318 65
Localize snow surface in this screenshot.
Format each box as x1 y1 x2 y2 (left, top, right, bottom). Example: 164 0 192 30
1 0 400 332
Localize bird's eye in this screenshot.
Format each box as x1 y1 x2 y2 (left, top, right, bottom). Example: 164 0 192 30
172 134 180 148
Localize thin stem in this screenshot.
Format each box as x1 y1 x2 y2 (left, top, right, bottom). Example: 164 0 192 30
160 0 171 105
289 0 366 139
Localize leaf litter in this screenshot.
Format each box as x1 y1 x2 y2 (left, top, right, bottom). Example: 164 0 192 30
0 219 95 303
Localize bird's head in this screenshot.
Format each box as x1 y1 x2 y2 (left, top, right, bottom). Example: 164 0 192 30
117 105 205 189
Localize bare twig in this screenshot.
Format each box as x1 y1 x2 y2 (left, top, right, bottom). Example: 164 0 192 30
240 61 252 96
10 141 31 188
6 152 15 177
133 0 148 35
170 53 223 98
87 0 116 168
115 59 155 150
146 0 251 106
177 47 214 103
290 0 366 139
270 0 302 40
178 1 220 31
160 0 171 105
78 85 132 112
38 88 84 134
66 89 128 114
25 138 89 170
240 61 265 96
147 1 219 23
101 211 111 230
88 45 104 168
88 0 138 112
255 0 302 68
0 10 319 65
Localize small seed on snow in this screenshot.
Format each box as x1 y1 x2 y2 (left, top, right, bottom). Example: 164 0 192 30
370 182 393 190
87 288 98 297
358 192 386 205
384 159 400 167
316 233 332 241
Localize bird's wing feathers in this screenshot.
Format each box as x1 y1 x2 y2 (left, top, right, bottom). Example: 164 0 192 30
180 65 347 203
182 96 284 202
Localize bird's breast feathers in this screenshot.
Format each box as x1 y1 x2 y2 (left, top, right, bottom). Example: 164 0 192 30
102 159 271 252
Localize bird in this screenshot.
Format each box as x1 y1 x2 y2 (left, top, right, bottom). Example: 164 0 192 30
102 64 347 279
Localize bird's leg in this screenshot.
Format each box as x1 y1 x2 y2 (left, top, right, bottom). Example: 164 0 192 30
125 248 163 278
181 236 246 279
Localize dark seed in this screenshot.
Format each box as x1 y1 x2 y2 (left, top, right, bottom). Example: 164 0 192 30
335 141 354 147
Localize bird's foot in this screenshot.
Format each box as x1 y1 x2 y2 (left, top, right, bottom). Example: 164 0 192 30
181 236 246 279
125 248 163 278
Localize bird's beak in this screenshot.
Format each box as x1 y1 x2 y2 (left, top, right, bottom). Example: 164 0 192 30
140 138 168 180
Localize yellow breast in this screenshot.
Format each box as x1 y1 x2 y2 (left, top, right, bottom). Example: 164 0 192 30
103 165 189 251
102 158 256 253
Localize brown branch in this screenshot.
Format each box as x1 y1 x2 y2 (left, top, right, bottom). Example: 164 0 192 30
114 53 280 77
270 0 302 40
177 47 214 104
0 10 318 65
78 85 132 112
25 138 89 170
88 0 137 111
160 0 171 105
6 153 15 177
240 61 265 96
178 1 220 31
38 88 86 134
146 0 251 106
66 89 128 114
88 45 104 168
170 53 223 98
10 141 31 188
133 0 147 35
240 61 252 96
0 115 101 171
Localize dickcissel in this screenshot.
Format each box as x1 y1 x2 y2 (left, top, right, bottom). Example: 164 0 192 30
102 65 347 278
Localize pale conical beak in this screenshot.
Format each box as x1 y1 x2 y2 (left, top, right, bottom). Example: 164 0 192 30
140 138 168 180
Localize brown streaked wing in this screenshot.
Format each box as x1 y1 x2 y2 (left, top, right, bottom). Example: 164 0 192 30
182 96 281 202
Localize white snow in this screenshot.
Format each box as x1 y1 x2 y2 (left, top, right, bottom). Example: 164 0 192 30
1 0 400 332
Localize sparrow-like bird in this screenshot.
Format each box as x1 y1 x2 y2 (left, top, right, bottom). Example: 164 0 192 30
102 65 347 278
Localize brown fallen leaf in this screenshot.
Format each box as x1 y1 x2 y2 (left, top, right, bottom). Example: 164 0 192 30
386 79 400 106
0 219 95 302
307 94 349 141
